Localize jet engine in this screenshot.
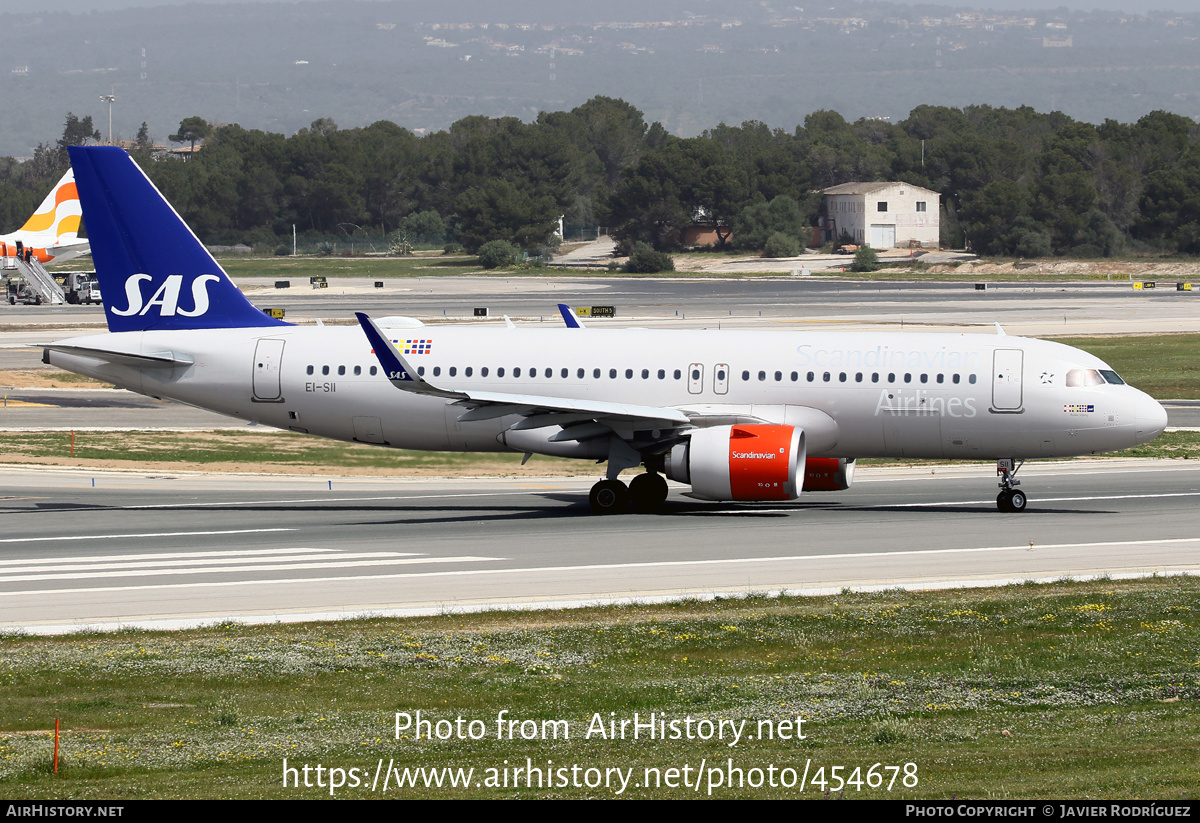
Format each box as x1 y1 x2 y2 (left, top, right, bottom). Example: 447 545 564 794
665 424 805 501
802 457 856 491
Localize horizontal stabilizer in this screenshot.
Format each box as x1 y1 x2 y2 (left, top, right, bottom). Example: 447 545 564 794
42 342 194 368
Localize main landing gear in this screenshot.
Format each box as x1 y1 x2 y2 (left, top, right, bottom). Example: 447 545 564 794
589 472 669 514
996 458 1027 513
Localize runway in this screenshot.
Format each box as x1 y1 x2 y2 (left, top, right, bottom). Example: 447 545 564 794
2 459 1197 634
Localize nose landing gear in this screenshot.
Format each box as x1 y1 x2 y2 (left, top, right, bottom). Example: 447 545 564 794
996 458 1027 512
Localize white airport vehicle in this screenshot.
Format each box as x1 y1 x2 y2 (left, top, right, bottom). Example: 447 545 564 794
60 271 102 305
45 147 1168 514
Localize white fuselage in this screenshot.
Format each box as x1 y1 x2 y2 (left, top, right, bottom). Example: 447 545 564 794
47 323 1167 461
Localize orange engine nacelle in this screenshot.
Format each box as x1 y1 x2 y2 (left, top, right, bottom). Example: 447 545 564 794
802 457 857 491
666 424 806 501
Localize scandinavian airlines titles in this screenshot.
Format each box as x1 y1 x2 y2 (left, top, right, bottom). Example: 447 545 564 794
795 343 981 371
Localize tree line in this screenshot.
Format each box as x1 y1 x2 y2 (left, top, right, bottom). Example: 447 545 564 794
4 99 1200 258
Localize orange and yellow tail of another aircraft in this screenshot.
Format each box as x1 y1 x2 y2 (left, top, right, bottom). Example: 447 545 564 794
0 168 90 264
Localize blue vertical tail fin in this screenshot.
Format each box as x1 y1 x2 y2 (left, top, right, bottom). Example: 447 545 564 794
68 145 287 332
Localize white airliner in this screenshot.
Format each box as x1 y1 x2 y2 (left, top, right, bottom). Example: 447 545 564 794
0 168 90 264
45 146 1168 514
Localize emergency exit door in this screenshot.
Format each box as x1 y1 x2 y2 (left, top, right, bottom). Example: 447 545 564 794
253 338 285 401
991 349 1023 412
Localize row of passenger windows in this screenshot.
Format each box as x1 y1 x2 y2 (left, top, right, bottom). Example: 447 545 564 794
744 370 978 385
304 363 977 385
307 365 379 376
307 364 688 379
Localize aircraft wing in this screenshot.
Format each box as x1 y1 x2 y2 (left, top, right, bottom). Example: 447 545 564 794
356 312 688 429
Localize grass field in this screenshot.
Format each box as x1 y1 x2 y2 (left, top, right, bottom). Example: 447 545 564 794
1 577 1195 799
218 254 484 280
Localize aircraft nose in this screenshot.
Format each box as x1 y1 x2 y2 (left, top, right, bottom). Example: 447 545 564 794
1134 393 1168 443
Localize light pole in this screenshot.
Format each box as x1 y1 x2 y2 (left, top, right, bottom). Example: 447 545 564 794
100 89 116 144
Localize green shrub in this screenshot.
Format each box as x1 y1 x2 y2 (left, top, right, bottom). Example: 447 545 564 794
762 232 800 258
477 240 520 269
850 245 879 272
625 242 675 274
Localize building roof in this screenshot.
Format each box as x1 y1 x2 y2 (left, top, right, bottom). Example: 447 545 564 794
823 181 939 196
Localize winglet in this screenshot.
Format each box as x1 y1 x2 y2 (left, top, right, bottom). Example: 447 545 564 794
354 312 463 399
557 303 585 329
995 322 1006 336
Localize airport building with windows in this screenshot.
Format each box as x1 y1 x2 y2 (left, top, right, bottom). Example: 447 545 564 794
820 182 940 249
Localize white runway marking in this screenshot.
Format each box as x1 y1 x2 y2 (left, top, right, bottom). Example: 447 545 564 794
0 547 333 566
0 547 501 586
0 528 296 543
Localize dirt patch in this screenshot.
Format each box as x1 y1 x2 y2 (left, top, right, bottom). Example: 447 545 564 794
930 260 1200 278
0 369 111 389
0 323 108 333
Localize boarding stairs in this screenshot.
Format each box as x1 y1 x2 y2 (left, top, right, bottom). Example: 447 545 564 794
3 255 65 304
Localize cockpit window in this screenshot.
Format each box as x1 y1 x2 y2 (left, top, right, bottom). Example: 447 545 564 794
1099 370 1125 385
1066 369 1105 387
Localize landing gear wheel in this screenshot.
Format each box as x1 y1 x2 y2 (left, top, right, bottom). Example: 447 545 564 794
628 472 669 513
996 489 1028 513
996 458 1027 513
589 479 629 515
